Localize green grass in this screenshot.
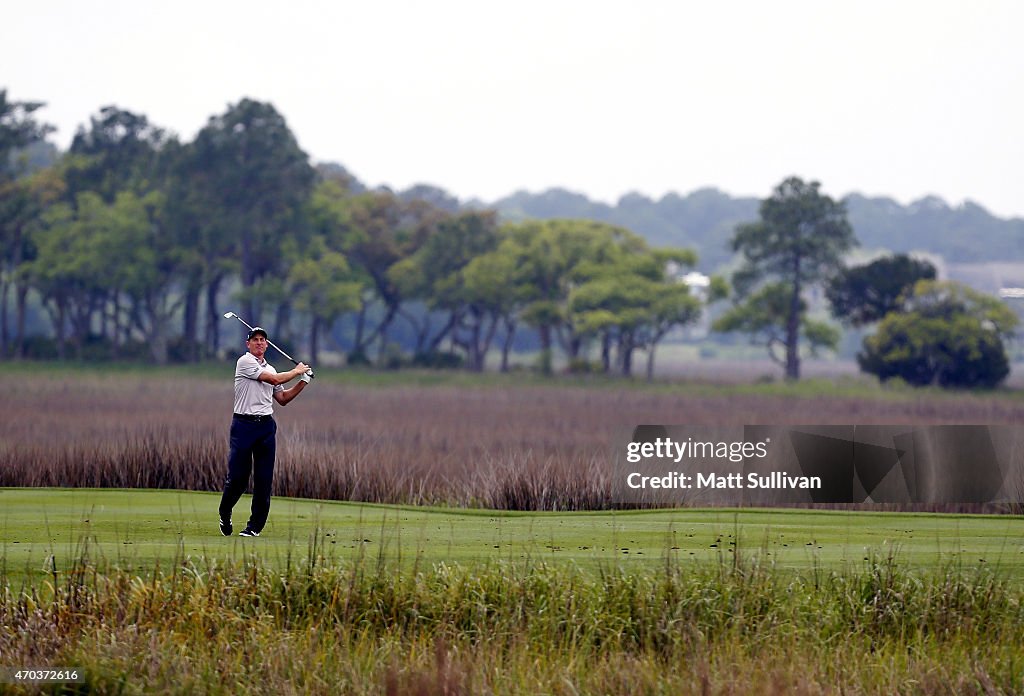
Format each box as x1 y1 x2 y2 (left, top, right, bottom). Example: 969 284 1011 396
4 369 1022 692
4 489 1024 693
3 488 1023 583
23 356 1024 402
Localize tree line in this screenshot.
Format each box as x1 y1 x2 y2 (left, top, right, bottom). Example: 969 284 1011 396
0 93 703 378
2 90 1016 387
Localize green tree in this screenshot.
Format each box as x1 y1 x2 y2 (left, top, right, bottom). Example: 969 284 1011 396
25 192 118 358
570 247 699 378
0 90 53 177
340 191 440 362
116 190 189 364
308 184 442 363
66 106 168 202
190 99 315 333
827 254 936 326
0 90 53 356
713 282 840 368
498 219 647 374
719 177 855 379
165 137 242 358
286 237 362 365
461 235 533 373
24 189 185 363
51 107 179 355
636 266 702 381
389 211 500 369
158 139 226 360
858 281 1017 388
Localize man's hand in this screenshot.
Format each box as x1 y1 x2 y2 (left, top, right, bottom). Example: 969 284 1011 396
292 362 309 377
300 372 312 384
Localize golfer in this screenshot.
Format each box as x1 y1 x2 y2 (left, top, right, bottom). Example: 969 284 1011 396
219 327 310 537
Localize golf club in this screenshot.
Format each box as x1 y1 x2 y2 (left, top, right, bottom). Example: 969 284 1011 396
223 311 314 379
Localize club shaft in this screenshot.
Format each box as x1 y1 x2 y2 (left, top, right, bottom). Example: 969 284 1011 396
227 313 299 365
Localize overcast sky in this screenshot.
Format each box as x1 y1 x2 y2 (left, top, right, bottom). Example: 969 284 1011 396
5 1 1023 217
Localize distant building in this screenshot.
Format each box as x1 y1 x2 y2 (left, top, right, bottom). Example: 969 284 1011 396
681 271 710 293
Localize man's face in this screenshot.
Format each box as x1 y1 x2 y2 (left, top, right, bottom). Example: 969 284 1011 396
246 335 268 360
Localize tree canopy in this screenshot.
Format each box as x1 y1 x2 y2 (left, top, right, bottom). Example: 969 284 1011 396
827 254 936 327
0 89 712 376
858 281 1018 388
716 177 855 380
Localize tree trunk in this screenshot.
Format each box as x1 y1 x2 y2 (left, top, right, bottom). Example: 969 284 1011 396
786 264 802 381
500 318 516 373
99 292 108 342
240 232 257 333
467 317 480 371
0 276 9 357
150 323 169 365
426 312 460 355
110 292 121 360
274 301 290 344
414 313 431 354
206 276 224 356
183 286 201 361
397 305 430 355
538 324 553 375
645 329 668 383
476 313 500 373
568 334 582 360
353 302 367 354
70 298 92 360
54 300 67 360
377 321 388 363
619 332 634 377
309 316 320 366
147 295 170 365
242 299 256 337
240 265 257 343
15 284 28 359
375 302 400 362
601 331 612 373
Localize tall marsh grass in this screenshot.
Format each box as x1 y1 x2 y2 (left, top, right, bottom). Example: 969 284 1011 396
1 540 1021 694
3 373 1024 510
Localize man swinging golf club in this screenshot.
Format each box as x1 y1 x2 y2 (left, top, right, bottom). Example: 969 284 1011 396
219 324 311 537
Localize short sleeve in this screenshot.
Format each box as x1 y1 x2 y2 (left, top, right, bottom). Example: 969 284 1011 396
273 384 284 393
236 354 262 380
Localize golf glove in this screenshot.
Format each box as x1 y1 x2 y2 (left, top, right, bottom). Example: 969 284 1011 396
300 371 312 384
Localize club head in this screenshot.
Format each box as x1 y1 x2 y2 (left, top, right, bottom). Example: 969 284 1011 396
223 312 236 319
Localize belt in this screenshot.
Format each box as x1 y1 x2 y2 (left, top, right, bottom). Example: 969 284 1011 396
233 413 274 423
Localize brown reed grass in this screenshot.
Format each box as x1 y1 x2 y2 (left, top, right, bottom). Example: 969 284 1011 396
3 373 1023 510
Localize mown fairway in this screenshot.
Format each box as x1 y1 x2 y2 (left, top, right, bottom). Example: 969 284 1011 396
3 489 1023 583
3 489 1024 695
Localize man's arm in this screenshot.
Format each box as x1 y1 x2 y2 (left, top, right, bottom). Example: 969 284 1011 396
257 362 309 386
273 379 308 406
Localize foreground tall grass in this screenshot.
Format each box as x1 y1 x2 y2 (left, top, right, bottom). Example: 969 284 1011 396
4 372 1024 510
1 543 1022 695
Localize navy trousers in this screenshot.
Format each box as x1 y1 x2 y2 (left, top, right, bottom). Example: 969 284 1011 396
218 416 277 533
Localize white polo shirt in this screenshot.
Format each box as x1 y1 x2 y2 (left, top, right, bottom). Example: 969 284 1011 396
233 352 284 416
